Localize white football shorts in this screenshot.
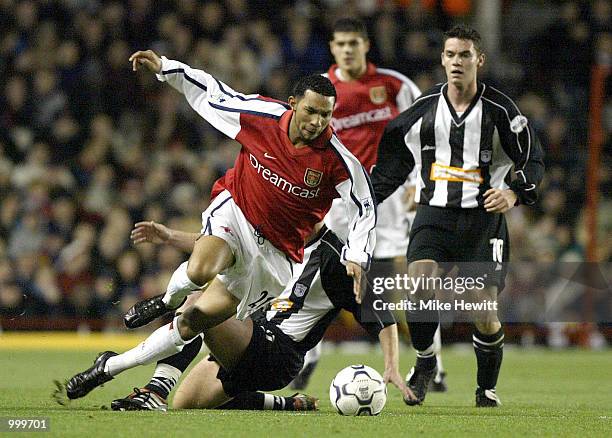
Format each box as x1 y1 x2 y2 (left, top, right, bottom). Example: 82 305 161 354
201 190 294 320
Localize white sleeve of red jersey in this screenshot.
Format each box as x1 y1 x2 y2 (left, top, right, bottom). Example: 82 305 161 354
330 136 376 271
396 78 421 112
155 57 287 139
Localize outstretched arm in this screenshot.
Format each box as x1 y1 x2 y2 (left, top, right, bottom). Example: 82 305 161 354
378 325 416 403
131 221 199 253
129 49 286 140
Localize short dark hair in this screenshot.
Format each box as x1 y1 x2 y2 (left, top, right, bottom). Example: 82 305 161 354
292 74 337 100
332 17 368 40
444 24 483 53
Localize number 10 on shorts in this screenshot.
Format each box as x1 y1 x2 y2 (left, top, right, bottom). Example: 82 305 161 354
489 238 504 263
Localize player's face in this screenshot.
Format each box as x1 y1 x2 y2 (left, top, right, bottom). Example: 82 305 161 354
441 38 484 88
330 32 370 77
289 90 335 143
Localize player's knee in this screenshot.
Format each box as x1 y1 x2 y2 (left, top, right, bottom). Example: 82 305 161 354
475 319 501 335
175 292 202 317
178 308 206 339
186 256 219 286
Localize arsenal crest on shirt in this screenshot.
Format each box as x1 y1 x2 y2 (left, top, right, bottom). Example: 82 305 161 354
369 86 387 104
304 168 323 187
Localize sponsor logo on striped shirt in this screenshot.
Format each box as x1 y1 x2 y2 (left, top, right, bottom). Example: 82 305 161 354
430 162 483 184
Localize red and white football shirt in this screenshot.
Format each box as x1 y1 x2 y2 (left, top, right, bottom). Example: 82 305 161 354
327 62 421 172
157 57 376 268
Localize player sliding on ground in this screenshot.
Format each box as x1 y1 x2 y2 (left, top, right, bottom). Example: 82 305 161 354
107 220 413 411
65 48 414 407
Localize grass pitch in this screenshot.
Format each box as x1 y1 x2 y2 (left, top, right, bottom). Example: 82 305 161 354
0 339 610 437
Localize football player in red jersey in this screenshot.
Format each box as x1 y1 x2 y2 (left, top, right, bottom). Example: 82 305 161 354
65 49 379 404
292 18 448 393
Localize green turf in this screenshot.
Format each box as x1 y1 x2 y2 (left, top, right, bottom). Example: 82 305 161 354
0 347 610 437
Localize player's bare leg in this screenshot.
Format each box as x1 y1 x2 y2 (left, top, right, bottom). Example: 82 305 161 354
66 279 238 399
172 353 318 411
172 333 237 409
113 291 318 412
171 314 256 409
472 285 503 407
404 259 442 405
112 294 205 411
124 235 234 329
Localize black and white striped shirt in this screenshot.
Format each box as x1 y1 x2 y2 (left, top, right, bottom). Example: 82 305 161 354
264 229 393 353
372 82 545 208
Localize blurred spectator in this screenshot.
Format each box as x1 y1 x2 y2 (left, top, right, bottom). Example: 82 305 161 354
281 15 328 77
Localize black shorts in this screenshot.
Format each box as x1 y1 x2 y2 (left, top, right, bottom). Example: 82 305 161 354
209 319 304 397
407 205 510 290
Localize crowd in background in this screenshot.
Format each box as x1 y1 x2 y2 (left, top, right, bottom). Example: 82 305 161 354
0 0 610 340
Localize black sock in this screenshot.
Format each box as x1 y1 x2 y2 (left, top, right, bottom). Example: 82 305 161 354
415 354 437 370
473 328 504 390
145 335 203 399
406 307 439 354
218 392 265 410
217 392 295 410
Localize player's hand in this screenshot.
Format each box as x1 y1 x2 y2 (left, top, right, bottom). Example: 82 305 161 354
383 368 417 403
131 221 171 245
346 262 364 304
402 185 417 212
129 50 162 73
484 188 517 213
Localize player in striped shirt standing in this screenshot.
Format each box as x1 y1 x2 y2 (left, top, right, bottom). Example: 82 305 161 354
292 18 448 393
371 25 545 407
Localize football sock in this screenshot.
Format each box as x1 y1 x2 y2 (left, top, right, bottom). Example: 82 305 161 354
473 328 504 390
304 341 322 366
406 307 439 353
145 335 204 399
145 365 180 401
433 326 445 376
162 261 206 308
218 393 296 410
414 343 437 370
105 316 187 376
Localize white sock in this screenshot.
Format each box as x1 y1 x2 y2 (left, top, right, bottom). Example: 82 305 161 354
153 363 182 382
147 363 182 397
263 393 276 410
433 326 444 373
162 261 206 308
105 316 187 376
303 341 322 366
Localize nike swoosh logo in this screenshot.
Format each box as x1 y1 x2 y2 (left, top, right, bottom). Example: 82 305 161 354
264 152 277 160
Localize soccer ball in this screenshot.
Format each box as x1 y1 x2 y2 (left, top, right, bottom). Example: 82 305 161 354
329 364 387 416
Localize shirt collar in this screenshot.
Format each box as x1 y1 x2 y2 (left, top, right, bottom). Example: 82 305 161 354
328 62 377 83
